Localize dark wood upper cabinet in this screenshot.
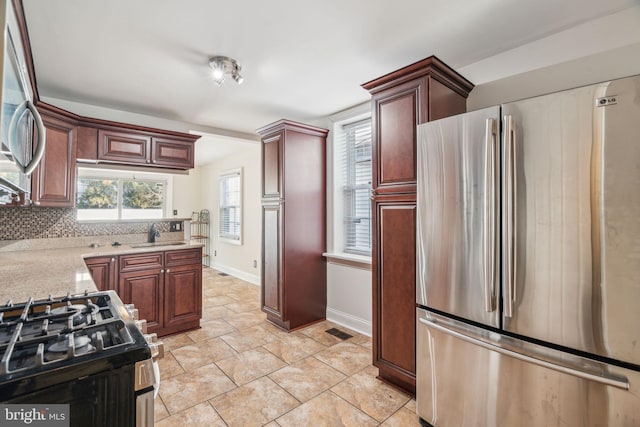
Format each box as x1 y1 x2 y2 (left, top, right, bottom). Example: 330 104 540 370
31 111 77 207
76 126 98 161
362 56 474 196
96 132 196 169
261 132 283 198
98 129 151 165
374 81 422 193
362 56 474 396
151 137 195 169
257 120 328 331
33 102 200 172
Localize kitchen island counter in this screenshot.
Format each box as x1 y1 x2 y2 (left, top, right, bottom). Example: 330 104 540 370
0 239 204 303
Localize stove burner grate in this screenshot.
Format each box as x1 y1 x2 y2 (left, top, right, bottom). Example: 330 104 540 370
0 292 136 377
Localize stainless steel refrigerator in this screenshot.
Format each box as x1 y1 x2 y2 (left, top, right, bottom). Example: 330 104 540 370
416 74 640 426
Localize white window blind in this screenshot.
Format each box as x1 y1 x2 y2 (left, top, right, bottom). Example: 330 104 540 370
341 118 372 255
219 169 242 243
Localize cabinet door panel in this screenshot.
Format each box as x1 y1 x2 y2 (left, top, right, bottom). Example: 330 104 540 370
261 204 282 318
97 130 150 165
84 256 117 291
262 133 282 198
151 137 194 169
374 199 416 388
76 126 98 161
164 264 202 328
119 269 164 333
32 116 77 207
373 79 424 194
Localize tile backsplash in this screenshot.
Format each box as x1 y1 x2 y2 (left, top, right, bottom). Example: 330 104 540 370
0 207 171 240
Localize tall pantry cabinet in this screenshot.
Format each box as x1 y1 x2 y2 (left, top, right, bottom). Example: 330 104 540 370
362 56 474 395
257 120 329 331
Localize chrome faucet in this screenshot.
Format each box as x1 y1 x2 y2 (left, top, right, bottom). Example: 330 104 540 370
148 223 160 243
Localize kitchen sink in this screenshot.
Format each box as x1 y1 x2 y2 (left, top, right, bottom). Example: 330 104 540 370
130 242 187 248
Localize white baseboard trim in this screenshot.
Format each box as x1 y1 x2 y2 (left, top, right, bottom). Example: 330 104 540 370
326 308 372 337
210 262 260 286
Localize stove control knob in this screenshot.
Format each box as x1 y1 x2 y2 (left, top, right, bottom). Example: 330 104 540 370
124 304 139 320
134 319 148 333
144 333 164 361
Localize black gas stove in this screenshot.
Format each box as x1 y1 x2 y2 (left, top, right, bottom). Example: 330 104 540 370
0 291 158 427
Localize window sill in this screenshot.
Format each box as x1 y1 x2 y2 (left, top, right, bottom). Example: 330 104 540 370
323 252 372 268
220 237 242 246
77 217 191 224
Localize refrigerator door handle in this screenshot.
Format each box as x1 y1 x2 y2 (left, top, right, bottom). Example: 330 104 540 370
419 317 630 390
503 115 516 317
484 118 497 312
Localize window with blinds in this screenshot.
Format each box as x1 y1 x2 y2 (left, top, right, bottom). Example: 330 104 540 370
219 169 242 243
342 118 372 255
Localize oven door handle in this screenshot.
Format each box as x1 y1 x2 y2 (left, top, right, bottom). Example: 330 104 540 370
152 360 160 398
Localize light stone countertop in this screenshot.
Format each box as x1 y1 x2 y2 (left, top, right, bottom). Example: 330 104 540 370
0 239 204 303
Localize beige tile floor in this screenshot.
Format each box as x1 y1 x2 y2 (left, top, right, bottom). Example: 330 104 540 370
154 267 421 427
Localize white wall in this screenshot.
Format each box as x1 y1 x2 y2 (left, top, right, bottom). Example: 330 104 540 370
199 145 262 285
42 96 259 142
326 259 372 335
467 42 640 110
172 168 202 218
321 102 373 336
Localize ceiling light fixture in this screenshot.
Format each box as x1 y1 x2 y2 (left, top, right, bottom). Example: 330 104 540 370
208 56 243 86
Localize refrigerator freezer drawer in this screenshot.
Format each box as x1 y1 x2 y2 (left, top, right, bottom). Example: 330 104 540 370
416 308 640 427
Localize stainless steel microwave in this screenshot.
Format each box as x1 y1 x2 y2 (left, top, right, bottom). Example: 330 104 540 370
0 0 45 204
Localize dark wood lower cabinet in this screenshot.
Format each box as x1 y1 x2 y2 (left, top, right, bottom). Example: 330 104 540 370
163 263 202 335
84 256 117 292
261 203 282 321
119 268 164 334
86 248 202 336
373 195 417 393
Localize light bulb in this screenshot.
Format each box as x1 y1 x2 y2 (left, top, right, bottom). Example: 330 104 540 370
212 67 224 81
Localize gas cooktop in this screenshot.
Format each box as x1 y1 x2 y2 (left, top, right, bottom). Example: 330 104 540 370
0 291 150 386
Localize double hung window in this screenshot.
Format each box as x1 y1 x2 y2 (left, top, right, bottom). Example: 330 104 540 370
219 169 242 243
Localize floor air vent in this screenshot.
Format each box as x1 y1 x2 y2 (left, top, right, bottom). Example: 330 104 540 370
218 272 229 276
325 328 353 340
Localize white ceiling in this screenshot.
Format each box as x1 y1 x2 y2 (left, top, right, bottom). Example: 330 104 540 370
22 0 640 148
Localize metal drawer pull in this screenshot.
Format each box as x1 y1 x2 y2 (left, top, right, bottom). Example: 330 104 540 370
420 317 629 390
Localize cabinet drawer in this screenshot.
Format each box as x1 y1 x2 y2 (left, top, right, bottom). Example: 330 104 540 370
119 252 164 272
165 248 202 267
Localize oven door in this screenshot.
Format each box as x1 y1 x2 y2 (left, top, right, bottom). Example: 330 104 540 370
7 365 139 427
135 357 159 427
